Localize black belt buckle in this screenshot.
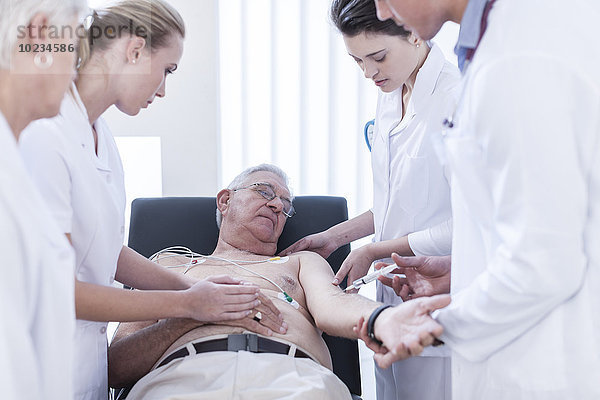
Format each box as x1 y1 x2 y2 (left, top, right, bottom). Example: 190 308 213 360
227 333 258 353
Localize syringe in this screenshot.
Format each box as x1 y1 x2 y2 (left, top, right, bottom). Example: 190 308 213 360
344 263 406 292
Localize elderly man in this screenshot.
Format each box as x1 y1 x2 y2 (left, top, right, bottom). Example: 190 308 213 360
366 1 600 400
109 164 449 400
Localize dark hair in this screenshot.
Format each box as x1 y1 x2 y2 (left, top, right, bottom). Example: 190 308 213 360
330 0 410 38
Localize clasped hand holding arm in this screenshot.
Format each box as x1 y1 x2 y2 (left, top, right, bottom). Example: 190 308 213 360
298 252 449 363
354 294 451 368
75 245 266 323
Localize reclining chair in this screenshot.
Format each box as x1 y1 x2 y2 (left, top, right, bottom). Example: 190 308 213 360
126 195 362 399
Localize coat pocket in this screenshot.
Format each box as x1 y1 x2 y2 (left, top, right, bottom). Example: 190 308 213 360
395 155 429 216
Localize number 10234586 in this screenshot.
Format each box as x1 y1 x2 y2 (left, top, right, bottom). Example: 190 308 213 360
19 43 75 53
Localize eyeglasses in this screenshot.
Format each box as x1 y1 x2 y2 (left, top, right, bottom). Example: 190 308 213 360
233 182 296 218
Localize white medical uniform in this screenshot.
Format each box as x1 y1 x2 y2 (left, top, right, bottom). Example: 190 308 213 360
436 0 600 399
0 112 76 399
371 44 459 400
20 84 126 400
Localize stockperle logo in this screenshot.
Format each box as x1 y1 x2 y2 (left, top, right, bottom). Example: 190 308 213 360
17 17 148 45
12 14 154 75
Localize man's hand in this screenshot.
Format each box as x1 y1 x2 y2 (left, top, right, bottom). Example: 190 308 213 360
183 275 263 321
354 295 450 368
279 230 339 259
376 254 451 301
332 244 375 291
220 291 288 336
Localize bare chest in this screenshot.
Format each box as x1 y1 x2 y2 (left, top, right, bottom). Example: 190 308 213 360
159 255 308 312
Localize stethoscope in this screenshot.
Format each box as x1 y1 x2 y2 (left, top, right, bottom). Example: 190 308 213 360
442 108 458 129
442 66 472 131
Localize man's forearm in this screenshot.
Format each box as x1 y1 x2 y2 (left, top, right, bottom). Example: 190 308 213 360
299 251 382 338
311 291 381 338
108 318 202 389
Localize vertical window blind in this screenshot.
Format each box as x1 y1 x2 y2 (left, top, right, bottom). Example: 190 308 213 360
218 0 378 218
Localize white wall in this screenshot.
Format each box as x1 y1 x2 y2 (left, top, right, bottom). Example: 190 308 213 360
94 0 458 203
100 0 221 197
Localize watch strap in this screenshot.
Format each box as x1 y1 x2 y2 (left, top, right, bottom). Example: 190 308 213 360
367 305 392 345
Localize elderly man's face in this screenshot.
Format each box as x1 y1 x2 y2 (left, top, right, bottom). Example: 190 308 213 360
226 171 291 244
374 0 447 41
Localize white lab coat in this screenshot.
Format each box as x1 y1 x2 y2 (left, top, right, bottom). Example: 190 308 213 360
436 0 600 399
371 44 459 400
0 112 76 399
20 84 126 400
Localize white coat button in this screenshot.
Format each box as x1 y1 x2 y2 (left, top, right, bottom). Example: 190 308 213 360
109 275 115 284
100 326 107 334
120 226 125 234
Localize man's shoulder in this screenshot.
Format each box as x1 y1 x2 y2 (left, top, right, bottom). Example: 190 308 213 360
289 250 327 262
289 251 332 273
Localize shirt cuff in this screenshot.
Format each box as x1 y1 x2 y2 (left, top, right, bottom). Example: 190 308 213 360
408 229 441 256
407 220 452 256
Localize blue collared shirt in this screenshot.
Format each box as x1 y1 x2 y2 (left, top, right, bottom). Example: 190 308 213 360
454 0 489 72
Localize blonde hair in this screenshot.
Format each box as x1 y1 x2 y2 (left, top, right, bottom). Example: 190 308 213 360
0 0 88 69
78 0 185 69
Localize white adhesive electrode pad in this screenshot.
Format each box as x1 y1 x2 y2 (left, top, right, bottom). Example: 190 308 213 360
268 256 289 264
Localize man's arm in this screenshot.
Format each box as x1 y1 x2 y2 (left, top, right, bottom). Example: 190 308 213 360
108 291 286 389
297 251 381 338
108 318 202 389
298 251 449 361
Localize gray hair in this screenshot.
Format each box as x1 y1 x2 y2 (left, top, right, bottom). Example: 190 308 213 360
216 163 293 229
0 0 88 69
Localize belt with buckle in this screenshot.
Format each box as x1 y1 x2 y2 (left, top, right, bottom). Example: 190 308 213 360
156 333 312 369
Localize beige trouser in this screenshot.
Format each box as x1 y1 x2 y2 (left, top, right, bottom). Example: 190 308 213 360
126 350 352 400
